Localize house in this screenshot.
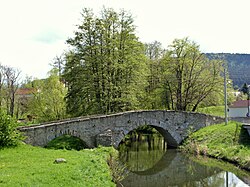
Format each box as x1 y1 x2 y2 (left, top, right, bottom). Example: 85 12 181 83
228 100 250 117
16 87 36 96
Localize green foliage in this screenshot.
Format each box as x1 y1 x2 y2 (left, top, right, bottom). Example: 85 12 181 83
159 38 225 111
0 144 116 186
61 7 230 115
64 7 148 116
181 121 250 170
0 111 22 148
144 41 166 109
28 70 67 122
240 83 250 116
45 135 88 150
197 105 225 117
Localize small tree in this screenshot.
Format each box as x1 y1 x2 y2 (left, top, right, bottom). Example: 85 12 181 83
28 69 67 122
240 83 250 116
0 111 22 148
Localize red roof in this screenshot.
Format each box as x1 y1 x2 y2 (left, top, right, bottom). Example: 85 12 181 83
15 88 36 95
229 100 250 108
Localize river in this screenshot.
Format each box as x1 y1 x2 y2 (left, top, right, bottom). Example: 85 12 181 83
118 134 250 187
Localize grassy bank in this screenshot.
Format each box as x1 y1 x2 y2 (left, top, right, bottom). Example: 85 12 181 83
180 121 250 170
197 105 225 117
0 144 116 187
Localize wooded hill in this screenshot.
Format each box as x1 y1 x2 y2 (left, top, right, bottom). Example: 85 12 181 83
206 53 250 88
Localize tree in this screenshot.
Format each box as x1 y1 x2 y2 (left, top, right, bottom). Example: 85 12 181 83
160 38 225 111
0 64 21 117
50 55 65 82
4 66 21 117
64 8 148 116
144 41 166 109
240 83 250 116
28 69 67 122
0 64 5 107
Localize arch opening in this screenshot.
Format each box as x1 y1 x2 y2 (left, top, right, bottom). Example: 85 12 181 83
118 125 168 172
118 125 168 149
45 134 89 150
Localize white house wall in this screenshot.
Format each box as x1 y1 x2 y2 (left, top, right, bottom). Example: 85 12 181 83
229 107 249 117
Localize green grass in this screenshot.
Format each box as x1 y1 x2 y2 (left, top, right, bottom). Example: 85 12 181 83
180 121 250 170
0 144 116 187
197 105 225 117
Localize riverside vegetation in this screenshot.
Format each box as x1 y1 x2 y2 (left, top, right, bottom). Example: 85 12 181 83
180 121 250 171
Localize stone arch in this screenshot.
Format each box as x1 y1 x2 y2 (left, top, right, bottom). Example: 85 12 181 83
151 125 178 148
115 123 179 149
44 124 95 148
112 110 224 148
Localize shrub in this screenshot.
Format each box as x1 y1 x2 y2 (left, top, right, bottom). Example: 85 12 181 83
0 111 22 148
45 134 88 150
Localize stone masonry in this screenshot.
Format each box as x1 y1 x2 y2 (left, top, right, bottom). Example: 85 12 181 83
18 110 224 148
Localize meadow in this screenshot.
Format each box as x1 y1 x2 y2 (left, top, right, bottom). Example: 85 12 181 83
0 144 116 187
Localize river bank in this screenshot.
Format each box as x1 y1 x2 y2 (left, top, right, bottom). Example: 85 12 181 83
0 144 116 186
180 121 250 171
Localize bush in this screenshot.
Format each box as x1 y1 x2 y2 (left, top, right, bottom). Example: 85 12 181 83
45 134 88 150
0 111 22 148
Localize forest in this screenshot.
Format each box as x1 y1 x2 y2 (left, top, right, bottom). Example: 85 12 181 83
0 7 241 123
206 53 250 88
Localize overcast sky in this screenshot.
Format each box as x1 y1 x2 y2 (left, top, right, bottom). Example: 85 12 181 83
1 0 250 79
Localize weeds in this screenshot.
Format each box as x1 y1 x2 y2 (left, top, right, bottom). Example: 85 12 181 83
107 153 128 186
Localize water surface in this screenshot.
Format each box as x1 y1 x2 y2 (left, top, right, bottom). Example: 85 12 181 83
118 134 250 187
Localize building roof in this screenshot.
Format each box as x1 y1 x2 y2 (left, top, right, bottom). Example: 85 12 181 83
229 100 250 108
15 88 36 96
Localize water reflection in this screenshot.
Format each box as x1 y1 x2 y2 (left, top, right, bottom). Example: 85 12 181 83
118 134 250 187
119 134 167 172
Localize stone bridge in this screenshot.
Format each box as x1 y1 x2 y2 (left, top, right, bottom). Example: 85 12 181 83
18 110 224 148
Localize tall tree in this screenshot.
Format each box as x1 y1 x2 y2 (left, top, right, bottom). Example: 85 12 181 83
64 8 148 116
160 38 225 111
144 41 166 109
51 55 65 82
0 64 5 107
4 66 21 117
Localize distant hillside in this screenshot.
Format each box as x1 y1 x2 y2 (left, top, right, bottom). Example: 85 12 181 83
206 53 250 88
